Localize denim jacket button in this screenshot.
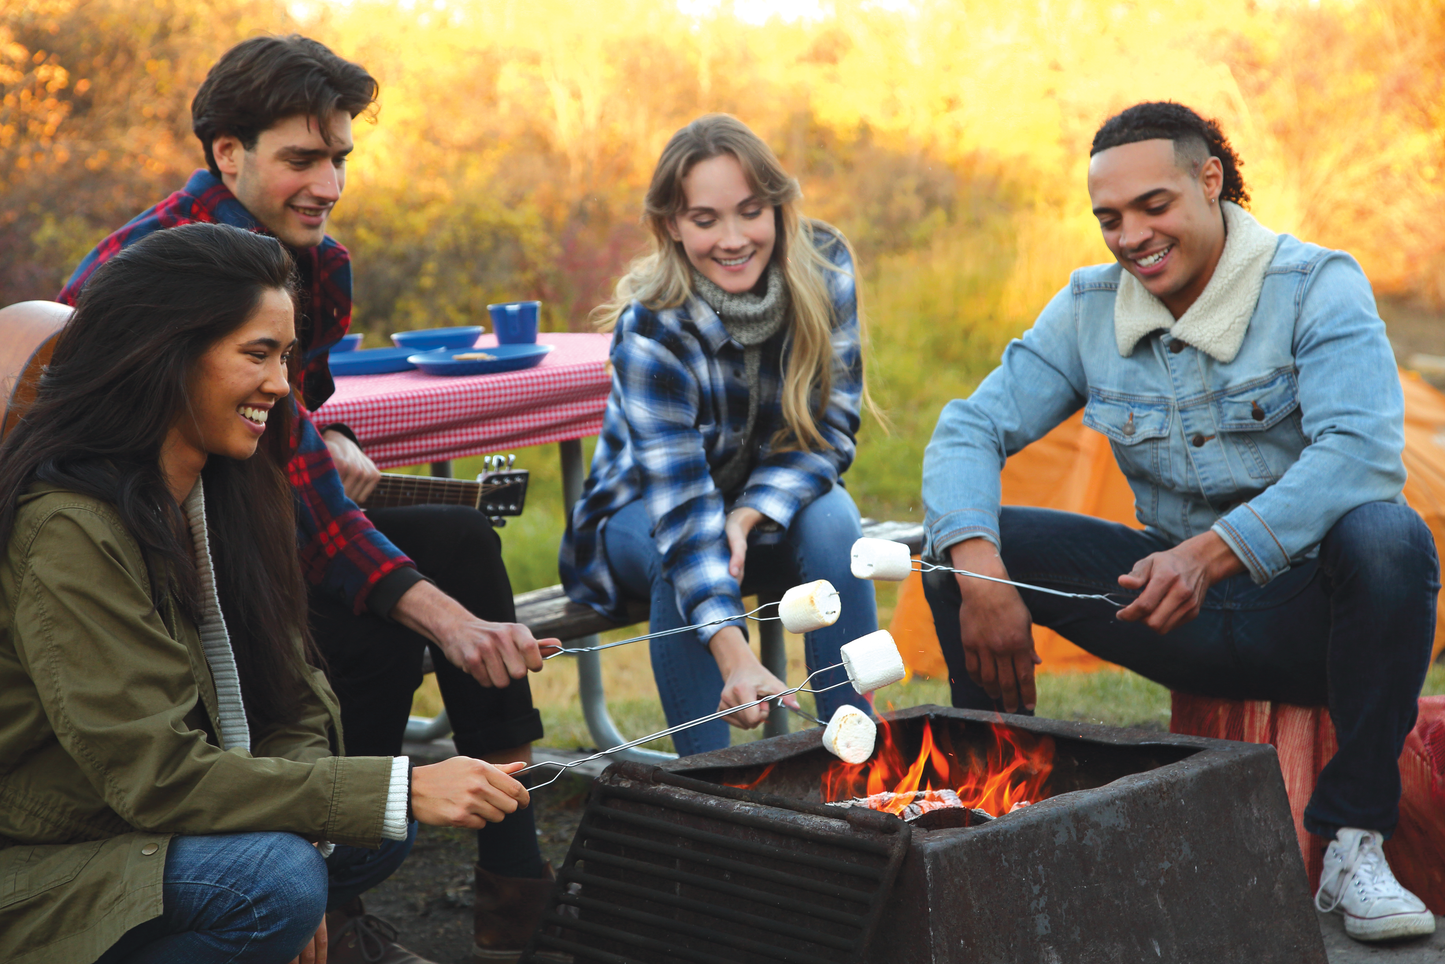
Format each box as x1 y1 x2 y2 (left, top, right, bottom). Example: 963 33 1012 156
1191 434 1207 447
1169 340 1188 354
141 843 159 856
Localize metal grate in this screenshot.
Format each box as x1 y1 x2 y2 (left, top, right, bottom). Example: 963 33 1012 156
521 761 911 963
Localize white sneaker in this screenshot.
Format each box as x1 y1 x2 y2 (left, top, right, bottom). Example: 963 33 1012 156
1314 828 1436 942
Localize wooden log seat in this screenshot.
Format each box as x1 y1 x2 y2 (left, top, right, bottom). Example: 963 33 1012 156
1170 692 1445 912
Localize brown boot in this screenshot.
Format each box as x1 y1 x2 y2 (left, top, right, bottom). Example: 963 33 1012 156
326 897 437 964
472 862 566 962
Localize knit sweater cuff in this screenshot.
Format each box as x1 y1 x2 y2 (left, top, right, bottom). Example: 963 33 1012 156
382 756 411 840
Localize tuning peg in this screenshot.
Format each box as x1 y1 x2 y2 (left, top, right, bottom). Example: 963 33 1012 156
506 454 516 470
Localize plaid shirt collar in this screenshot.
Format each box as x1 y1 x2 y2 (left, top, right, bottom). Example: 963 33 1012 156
683 294 734 354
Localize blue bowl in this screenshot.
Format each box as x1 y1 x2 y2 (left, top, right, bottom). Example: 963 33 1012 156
407 343 554 376
333 333 364 352
390 326 484 352
330 347 418 376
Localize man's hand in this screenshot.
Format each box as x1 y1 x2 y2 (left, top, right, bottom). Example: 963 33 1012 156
949 538 1039 713
710 626 798 728
287 916 327 964
1116 530 1244 634
322 428 382 504
411 757 530 828
390 581 555 688
724 506 765 582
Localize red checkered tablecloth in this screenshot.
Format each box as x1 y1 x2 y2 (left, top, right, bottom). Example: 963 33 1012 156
313 332 612 469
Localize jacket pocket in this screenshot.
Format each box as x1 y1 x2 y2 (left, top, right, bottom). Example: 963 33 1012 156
1083 392 1172 446
1212 370 1302 482
0 840 104 910
1083 392 1172 525
1214 369 1300 432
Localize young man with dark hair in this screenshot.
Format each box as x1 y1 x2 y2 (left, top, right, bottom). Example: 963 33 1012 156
61 34 561 964
921 101 1438 942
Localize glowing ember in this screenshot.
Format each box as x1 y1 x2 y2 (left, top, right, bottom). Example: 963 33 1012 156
820 717 1054 818
724 762 777 790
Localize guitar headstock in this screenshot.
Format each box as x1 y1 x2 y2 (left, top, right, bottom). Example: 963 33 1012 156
478 469 528 517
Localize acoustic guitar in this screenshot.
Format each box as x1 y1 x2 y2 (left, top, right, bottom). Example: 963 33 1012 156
364 469 529 520
0 301 71 440
0 301 528 518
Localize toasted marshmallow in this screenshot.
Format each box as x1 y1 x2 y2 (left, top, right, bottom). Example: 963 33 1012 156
850 538 913 581
778 580 841 634
822 704 876 764
840 630 906 694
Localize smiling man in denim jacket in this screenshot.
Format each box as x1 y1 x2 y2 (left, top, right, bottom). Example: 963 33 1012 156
921 102 1438 941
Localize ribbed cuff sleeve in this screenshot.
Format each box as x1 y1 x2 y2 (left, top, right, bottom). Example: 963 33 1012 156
382 756 411 841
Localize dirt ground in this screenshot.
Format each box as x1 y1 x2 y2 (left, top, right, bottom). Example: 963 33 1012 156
359 771 592 964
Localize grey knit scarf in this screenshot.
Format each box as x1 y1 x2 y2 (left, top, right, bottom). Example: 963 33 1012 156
691 263 790 494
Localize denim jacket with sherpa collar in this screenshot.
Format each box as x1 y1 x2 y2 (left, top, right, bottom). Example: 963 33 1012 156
922 205 1406 586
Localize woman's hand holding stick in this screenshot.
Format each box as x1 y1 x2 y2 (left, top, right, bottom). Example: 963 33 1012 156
709 624 799 728
411 756 530 828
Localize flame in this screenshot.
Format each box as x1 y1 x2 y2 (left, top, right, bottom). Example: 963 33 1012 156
821 717 1054 818
724 762 777 790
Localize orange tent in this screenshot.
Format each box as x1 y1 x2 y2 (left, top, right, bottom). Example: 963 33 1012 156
891 370 1445 677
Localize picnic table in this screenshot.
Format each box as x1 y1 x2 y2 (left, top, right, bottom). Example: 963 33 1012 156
314 330 667 757
313 331 612 471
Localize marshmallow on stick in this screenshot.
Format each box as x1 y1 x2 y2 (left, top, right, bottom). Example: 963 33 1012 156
822 704 877 764
850 538 913 582
840 630 907 694
778 580 841 634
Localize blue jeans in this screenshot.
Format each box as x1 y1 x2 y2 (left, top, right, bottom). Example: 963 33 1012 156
922 503 1438 837
603 485 878 756
97 824 416 964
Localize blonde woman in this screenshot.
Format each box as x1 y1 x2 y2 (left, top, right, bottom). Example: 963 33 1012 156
560 114 878 755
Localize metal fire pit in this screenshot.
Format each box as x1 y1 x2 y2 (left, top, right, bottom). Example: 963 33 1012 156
525 705 1327 963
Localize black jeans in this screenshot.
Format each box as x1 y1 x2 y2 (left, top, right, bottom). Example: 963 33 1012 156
309 505 543 761
923 502 1438 837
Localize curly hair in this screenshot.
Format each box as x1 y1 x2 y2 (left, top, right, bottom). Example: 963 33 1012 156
1091 102 1249 208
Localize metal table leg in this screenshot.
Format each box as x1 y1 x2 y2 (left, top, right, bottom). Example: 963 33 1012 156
757 589 789 739
405 710 452 742
560 438 675 764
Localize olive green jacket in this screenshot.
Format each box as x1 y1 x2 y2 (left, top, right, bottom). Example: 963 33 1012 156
0 486 396 964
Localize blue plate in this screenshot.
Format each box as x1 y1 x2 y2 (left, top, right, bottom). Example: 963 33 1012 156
329 347 418 376
391 326 485 352
407 343 555 376
333 333 364 352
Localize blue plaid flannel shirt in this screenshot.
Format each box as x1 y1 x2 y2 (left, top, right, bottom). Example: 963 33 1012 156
560 226 864 646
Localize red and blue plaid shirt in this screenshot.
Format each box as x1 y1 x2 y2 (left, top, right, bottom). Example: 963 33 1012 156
59 169 417 614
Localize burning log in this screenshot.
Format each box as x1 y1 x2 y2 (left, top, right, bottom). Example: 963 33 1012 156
826 788 1001 824
820 716 1054 818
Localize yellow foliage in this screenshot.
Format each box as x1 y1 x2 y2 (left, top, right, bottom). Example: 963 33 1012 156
3 0 1444 331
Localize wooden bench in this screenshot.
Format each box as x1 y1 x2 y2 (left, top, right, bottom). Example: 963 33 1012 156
407 518 925 761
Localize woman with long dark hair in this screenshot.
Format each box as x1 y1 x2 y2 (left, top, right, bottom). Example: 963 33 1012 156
0 223 529 964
